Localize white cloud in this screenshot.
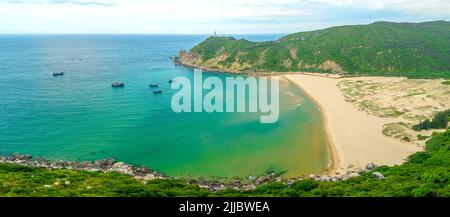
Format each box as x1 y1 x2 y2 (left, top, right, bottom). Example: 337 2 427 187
310 0 450 15
0 0 448 33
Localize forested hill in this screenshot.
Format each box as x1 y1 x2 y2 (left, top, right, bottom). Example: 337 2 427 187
179 21 450 78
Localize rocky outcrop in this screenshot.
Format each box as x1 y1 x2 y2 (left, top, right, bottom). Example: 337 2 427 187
187 172 280 192
308 162 382 182
0 154 165 181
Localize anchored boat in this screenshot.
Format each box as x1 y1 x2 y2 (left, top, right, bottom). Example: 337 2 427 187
153 90 162 94
112 82 125 88
149 84 159 88
53 72 64 77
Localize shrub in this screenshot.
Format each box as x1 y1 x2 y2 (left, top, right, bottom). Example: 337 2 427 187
413 110 450 131
291 179 318 191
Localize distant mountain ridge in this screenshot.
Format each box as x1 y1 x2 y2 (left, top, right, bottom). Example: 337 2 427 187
179 21 450 78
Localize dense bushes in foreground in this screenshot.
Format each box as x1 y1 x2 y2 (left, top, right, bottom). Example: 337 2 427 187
1 130 449 197
0 165 208 197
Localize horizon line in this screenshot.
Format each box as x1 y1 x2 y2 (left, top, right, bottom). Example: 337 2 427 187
1 19 447 36
0 32 289 36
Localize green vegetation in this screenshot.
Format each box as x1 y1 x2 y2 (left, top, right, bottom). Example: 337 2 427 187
442 80 450 85
417 134 431 141
186 21 450 78
383 122 412 141
413 110 450 131
1 130 450 197
0 165 208 197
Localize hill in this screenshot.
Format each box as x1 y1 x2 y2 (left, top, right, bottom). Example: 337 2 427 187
179 21 450 78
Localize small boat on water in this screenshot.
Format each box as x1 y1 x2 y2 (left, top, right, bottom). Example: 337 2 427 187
112 82 125 88
169 80 174 83
53 72 64 77
149 84 159 88
153 90 162 94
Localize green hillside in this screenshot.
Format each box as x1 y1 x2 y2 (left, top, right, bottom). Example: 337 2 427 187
180 21 450 78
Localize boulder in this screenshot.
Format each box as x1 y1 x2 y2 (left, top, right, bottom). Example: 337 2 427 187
94 158 116 169
79 161 91 168
366 163 377 170
132 167 151 176
242 184 257 191
112 162 125 170
286 180 295 185
141 174 157 181
372 172 385 180
255 176 271 184
12 154 32 161
330 177 339 182
316 176 331 182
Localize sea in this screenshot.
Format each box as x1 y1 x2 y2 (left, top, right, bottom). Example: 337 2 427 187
0 34 329 178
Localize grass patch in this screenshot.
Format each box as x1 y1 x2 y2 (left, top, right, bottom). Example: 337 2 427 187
383 122 411 139
359 101 405 118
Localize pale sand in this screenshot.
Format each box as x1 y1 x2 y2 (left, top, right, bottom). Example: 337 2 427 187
284 74 422 175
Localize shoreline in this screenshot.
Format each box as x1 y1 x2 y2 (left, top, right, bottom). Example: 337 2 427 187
176 59 341 175
175 57 348 78
282 75 340 176
0 152 375 192
176 58 422 176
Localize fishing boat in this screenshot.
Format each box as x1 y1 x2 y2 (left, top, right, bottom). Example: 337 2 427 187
149 84 159 88
112 82 125 88
153 90 162 94
169 80 174 83
53 72 64 77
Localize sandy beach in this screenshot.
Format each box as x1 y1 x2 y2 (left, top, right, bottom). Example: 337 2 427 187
284 74 423 175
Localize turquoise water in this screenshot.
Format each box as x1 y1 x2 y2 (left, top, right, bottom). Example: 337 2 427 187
0 35 329 178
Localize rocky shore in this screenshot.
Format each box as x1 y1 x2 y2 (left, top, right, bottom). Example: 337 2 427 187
171 162 383 192
0 154 165 182
0 154 384 192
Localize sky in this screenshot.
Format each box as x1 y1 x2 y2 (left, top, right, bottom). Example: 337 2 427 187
0 0 449 34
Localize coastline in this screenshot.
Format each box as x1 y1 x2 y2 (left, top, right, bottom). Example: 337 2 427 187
283 75 341 176
0 64 425 187
175 57 347 77
0 154 320 192
0 58 427 186
176 57 422 176
285 74 422 175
